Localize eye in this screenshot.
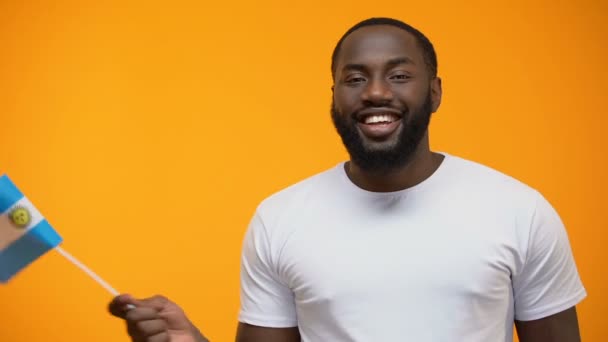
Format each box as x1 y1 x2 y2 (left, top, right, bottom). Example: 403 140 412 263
389 73 411 82
344 74 366 85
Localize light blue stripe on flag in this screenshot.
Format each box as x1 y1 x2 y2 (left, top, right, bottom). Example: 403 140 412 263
0 175 24 213
0 175 62 283
0 220 62 282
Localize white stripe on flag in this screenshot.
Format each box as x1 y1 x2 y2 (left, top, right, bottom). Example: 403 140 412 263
0 197 45 250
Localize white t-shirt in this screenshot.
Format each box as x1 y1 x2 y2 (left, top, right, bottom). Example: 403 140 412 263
238 153 586 341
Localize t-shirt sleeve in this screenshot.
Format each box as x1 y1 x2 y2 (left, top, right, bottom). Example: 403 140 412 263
238 211 298 327
512 192 587 321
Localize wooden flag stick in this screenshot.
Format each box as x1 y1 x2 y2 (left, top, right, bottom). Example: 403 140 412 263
55 246 120 296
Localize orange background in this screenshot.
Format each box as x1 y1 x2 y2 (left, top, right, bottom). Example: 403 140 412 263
0 1 606 341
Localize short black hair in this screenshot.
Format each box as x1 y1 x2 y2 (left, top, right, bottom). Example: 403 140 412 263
331 17 438 80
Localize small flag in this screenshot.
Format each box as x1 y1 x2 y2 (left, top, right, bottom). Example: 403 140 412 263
0 175 62 282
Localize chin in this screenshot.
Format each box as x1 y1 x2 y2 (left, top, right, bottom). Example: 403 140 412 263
362 140 399 152
359 134 400 152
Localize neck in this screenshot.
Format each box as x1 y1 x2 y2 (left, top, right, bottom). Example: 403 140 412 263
344 136 444 192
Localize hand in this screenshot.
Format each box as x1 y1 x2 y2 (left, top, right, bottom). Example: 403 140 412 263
109 294 209 342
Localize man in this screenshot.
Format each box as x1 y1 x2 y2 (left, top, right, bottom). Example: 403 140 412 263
109 17 586 341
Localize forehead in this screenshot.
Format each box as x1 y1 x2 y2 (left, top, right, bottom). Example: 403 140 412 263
336 25 423 68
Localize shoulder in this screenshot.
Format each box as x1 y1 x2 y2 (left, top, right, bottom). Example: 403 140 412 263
253 163 344 227
242 164 344 258
444 153 542 203
437 153 553 231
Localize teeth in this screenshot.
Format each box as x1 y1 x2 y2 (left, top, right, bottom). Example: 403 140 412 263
364 114 397 124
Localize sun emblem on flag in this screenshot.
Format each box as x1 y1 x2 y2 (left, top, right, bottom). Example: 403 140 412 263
9 206 31 228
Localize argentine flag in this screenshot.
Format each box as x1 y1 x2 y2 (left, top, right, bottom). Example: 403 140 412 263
0 175 62 282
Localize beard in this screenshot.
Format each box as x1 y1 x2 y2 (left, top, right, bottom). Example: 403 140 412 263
331 92 433 174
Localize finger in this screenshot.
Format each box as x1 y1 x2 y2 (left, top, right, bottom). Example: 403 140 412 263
127 319 167 341
135 295 171 312
109 294 138 318
124 307 161 340
147 332 170 342
125 307 159 322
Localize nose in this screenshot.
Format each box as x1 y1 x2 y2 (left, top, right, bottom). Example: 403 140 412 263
361 78 393 105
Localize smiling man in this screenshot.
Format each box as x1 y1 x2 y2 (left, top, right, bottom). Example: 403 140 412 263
109 17 586 342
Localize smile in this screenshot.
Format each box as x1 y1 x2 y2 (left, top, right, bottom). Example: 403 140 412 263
361 113 401 124
357 115 402 140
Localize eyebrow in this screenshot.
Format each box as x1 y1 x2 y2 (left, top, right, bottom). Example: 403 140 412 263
341 56 416 73
386 56 415 67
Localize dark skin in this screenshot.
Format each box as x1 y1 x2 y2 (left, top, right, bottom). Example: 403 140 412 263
109 295 210 342
331 25 443 192
515 307 581 342
108 25 581 342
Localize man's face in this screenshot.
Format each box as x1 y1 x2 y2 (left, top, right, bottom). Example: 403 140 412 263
332 25 441 173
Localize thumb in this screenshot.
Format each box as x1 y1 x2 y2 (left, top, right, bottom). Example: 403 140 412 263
108 294 138 318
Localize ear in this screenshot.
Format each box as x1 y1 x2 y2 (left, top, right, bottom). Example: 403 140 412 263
430 77 442 113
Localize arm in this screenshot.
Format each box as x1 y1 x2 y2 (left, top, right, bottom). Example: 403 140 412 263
236 323 300 342
512 193 586 340
515 306 581 342
237 213 300 340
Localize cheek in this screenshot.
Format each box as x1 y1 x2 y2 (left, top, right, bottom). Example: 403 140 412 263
395 84 430 107
333 89 359 112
